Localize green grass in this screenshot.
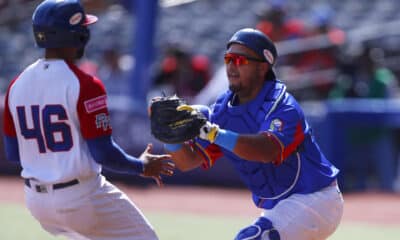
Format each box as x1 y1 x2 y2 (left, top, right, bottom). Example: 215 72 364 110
0 204 63 240
0 203 399 240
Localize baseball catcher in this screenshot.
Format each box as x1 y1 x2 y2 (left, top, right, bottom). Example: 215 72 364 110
149 28 344 240
149 96 208 144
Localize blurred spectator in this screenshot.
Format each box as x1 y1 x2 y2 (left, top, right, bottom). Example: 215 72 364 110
290 4 344 99
330 45 398 99
97 47 133 95
151 45 211 101
255 3 306 42
255 3 343 100
330 44 398 192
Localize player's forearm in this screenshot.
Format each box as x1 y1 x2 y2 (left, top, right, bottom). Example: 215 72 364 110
165 143 202 171
87 136 144 174
233 134 281 163
209 128 280 163
200 122 282 163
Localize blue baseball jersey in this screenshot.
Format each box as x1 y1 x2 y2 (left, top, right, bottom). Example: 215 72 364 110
194 80 339 209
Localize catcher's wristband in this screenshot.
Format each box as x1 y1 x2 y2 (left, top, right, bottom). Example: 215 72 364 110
164 143 183 152
214 129 238 151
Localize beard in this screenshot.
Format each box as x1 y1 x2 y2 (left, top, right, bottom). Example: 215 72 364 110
229 82 242 93
75 47 85 59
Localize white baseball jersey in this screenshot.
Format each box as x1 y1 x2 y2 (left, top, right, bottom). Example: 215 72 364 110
4 59 158 240
4 59 112 184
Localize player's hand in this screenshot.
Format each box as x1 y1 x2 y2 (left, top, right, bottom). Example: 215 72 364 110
176 105 219 143
198 121 220 143
139 143 175 187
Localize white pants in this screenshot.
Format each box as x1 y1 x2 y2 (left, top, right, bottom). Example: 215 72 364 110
261 181 344 240
24 174 158 240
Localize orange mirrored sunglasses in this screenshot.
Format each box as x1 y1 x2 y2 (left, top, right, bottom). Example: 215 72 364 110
224 53 265 66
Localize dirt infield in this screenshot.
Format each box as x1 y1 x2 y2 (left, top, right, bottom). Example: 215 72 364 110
1 176 399 226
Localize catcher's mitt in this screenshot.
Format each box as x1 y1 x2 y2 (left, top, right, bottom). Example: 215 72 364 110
150 96 207 144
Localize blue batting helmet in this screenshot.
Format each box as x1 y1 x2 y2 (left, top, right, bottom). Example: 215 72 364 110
32 0 98 48
227 28 278 79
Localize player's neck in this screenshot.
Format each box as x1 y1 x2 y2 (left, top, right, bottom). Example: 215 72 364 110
45 48 77 62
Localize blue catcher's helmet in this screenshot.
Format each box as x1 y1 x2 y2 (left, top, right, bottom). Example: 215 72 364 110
32 0 98 48
227 28 278 79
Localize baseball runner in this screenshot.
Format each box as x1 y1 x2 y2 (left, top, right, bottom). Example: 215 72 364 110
2 1 174 239
150 28 344 240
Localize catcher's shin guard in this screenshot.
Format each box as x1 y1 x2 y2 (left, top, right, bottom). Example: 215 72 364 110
235 217 280 240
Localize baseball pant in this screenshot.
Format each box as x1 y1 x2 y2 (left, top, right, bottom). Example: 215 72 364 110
261 181 344 240
24 174 158 240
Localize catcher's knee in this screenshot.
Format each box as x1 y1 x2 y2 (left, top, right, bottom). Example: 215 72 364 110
235 217 280 240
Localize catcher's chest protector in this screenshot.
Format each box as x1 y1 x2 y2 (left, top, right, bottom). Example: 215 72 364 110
211 82 299 199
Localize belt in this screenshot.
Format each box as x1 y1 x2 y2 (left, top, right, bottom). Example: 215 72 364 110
24 178 79 193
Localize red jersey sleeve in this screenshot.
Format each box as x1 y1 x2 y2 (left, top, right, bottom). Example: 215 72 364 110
259 105 305 165
3 77 18 137
67 63 112 139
